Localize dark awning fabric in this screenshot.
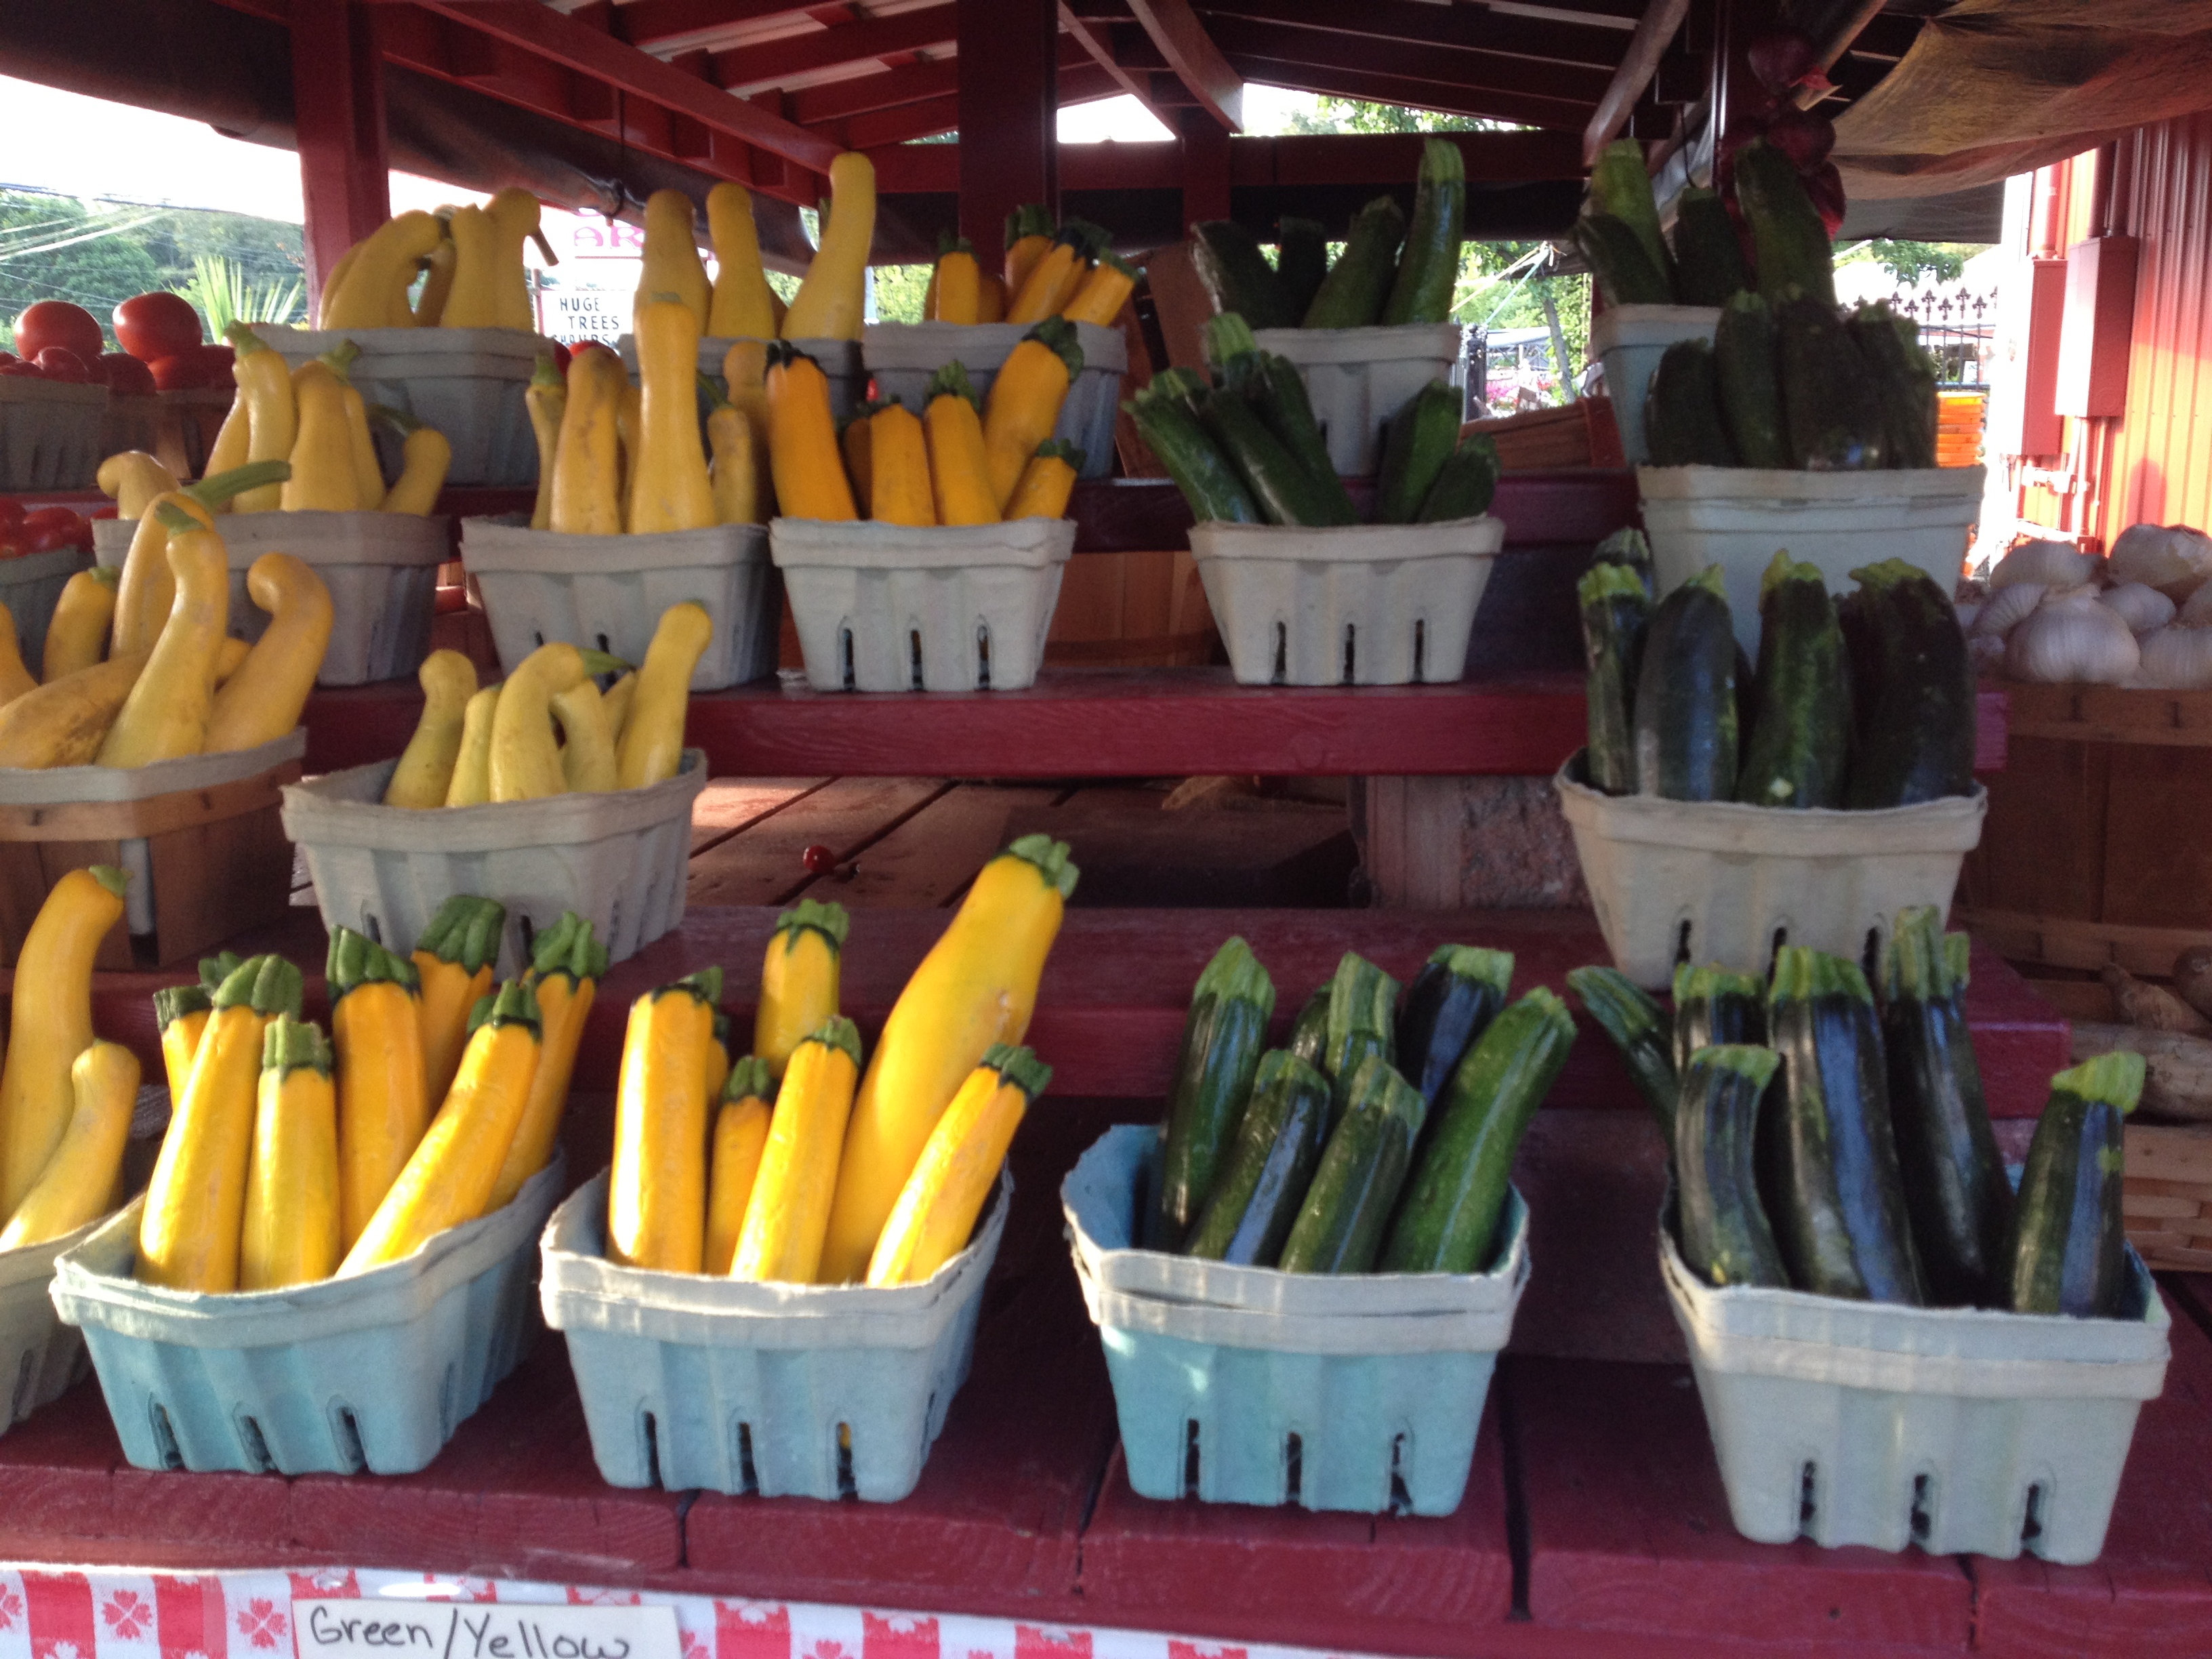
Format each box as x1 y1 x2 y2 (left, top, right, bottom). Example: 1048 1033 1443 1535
1835 0 2212 198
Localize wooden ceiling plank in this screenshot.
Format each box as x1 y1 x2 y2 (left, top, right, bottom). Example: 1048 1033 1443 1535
798 33 1089 129
1580 0 1689 165
1126 0 1243 130
1221 52 1594 129
710 6 957 91
1194 0 1624 72
1059 0 1180 129
615 0 839 52
1202 16 1614 104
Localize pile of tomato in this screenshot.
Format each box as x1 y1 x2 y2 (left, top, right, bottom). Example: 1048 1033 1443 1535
3 295 234 393
0 501 94 561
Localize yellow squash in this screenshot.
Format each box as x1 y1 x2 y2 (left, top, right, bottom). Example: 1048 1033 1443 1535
222 324 295 511
0 605 34 705
380 416 451 515
0 654 148 769
382 649 479 807
607 968 721 1273
765 344 857 521
490 641 622 802
327 928 429 1254
281 361 358 511
411 895 506 1105
602 671 637 741
819 835 1076 1281
112 487 213 658
485 188 543 331
313 244 362 330
525 356 566 531
1003 204 1055 300
552 348 626 535
1062 252 1139 325
43 567 119 683
340 978 542 1274
96 451 180 523
0 866 126 1214
706 182 779 340
203 553 333 752
867 1044 1048 1286
552 680 618 793
203 394 251 493
154 983 211 1105
637 190 712 332
840 409 874 518
413 226 457 325
342 383 386 510
0 1040 138 1250
731 1016 861 1283
933 237 981 325
214 635 251 686
629 294 716 535
96 510 229 766
138 954 304 1292
721 337 773 497
924 363 1000 527
867 402 935 527
977 274 1008 323
320 212 443 332
705 1012 733 1108
487 913 606 1210
982 319 1082 508
239 1015 341 1290
780 152 876 342
1004 440 1082 520
443 684 501 806
754 897 848 1078
614 602 710 790
705 397 761 526
617 382 640 512
703 1057 774 1275
1008 228 1093 325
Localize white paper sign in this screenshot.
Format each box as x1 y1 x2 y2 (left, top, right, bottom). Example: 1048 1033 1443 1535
295 1601 681 1659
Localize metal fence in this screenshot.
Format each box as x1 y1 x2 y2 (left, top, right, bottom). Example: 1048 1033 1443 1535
1889 288 1994 390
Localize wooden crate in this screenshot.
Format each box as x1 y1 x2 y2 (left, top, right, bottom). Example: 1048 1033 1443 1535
0 757 300 972
1461 397 1624 470
2125 1123 2212 1272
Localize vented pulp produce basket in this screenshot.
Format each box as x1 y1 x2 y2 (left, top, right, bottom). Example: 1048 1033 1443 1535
0 1212 111 1437
540 1166 1010 1501
96 510 447 686
281 750 708 979
0 379 104 491
460 518 779 691
0 544 95 680
50 1155 563 1475
1555 756 1987 990
1189 516 1503 687
1250 323 1462 476
0 731 302 970
1639 464 1988 653
1063 1125 1530 1515
1589 304 1721 468
861 321 1128 478
772 516 1074 693
616 333 865 423
251 323 548 487
1660 1212 2168 1563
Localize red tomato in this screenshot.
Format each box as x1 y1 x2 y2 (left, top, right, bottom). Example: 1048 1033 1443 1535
98 352 157 395
19 508 89 554
147 354 202 391
0 351 15 366
0 362 39 378
14 302 103 363
0 501 24 540
34 348 89 384
112 292 203 362
550 340 573 375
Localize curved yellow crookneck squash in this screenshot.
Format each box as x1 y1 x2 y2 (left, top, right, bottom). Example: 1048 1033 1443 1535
443 684 501 806
281 359 359 512
489 641 624 802
222 323 297 512
705 182 779 341
96 451 178 523
614 602 710 790
203 553 334 753
780 152 876 343
0 1040 139 1251
551 348 626 535
382 649 480 808
629 293 716 535
0 866 126 1216
319 211 443 333
636 190 712 332
96 507 229 766
0 604 35 706
43 567 118 684
525 356 566 532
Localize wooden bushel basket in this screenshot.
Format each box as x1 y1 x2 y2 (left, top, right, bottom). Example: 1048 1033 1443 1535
0 733 304 972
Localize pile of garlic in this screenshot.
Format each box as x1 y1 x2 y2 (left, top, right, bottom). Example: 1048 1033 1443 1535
1957 523 2212 687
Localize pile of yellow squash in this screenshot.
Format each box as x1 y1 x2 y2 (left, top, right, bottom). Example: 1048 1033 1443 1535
314 190 544 333
380 601 705 808
926 204 1136 329
609 833 1078 1288
136 897 605 1292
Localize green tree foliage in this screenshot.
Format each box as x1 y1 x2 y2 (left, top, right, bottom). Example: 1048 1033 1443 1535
1843 239 1980 287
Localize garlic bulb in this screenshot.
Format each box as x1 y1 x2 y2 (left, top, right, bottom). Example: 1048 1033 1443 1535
1969 634 2008 674
2005 586 2141 683
2182 581 2212 626
2137 624 2212 689
2108 523 2212 598
2102 581 2177 634
1954 600 1983 633
1992 538 2102 590
1973 580 2046 638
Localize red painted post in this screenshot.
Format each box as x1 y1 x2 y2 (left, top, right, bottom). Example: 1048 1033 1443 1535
291 0 393 308
956 0 1058 255
1179 108 1231 232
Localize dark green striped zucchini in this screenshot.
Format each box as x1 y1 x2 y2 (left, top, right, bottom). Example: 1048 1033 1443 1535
1183 1050 1332 1264
1395 945 1515 1111
1883 905 2013 1307
1382 138 1467 327
1779 293 1885 471
2008 1052 2142 1318
1375 380 1464 525
1764 947 1925 1305
1675 1044 1789 1288
1566 966 1677 1141
1126 387 1260 525
1644 338 1737 468
1225 349 1357 516
1591 525 1655 590
1275 217 1329 323
1303 195 1406 329
1715 290 1788 470
1575 213 1673 308
1380 987 1576 1274
1633 566 1739 802
1419 434 1501 522
1317 951 1401 1126
1578 561 1652 796
1587 139 1672 291
1199 386 1357 527
1288 987 1330 1066
1671 185 1750 307
1841 558 1977 808
1734 138 1835 308
1155 937 1277 1244
1278 1056 1425 1273
1735 551 1852 809
1190 220 1294 328
1671 964 1765 1075
1849 302 1939 470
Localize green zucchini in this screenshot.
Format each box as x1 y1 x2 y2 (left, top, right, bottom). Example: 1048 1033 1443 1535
1587 138 1671 291
1644 338 1736 468
1288 987 1329 1066
1764 947 1926 1305
1276 217 1329 323
1778 293 1885 471
1382 138 1467 327
2008 1052 2142 1319
1230 352 1359 517
1734 138 1835 308
1126 388 1261 525
1380 987 1576 1274
1303 196 1406 329
1591 525 1655 591
1198 386 1357 527
1189 220 1294 329
1840 558 1976 808
1418 433 1501 522
1735 552 1852 808
1632 565 1738 801
1674 1044 1789 1288
1279 1054 1425 1273
1578 560 1651 796
1375 380 1463 524
1849 303 1938 470
1201 310 1260 371
1671 964 1765 1075
1317 950 1400 1127
1671 185 1750 307
1394 945 1515 1111
1155 937 1277 1244
1183 1050 1332 1264
1883 905 2013 1307
1574 213 1673 308
1567 966 1677 1141
1714 290 1788 470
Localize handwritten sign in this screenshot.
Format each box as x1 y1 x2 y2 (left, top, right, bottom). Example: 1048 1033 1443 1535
295 1601 680 1659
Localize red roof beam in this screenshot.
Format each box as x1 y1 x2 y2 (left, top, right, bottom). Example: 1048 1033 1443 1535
1127 0 1243 129
1202 15 1618 105
1219 54 1595 129
1194 0 1629 71
612 0 848 54
710 7 957 94
1581 0 1689 165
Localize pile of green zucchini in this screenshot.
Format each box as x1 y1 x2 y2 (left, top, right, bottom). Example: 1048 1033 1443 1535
1187 138 1467 330
1127 314 1500 527
1569 907 2146 1319
1576 529 1976 809
1150 939 1575 1275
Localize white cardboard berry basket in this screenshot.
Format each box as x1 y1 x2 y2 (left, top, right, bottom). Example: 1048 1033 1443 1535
861 321 1128 478
1589 305 1721 469
1250 323 1462 476
0 380 104 492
